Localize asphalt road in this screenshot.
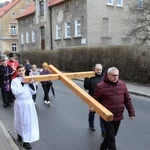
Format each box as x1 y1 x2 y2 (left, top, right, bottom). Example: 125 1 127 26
0 80 150 150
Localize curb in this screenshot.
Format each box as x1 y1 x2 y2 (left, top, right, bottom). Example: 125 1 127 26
0 120 20 150
129 91 150 98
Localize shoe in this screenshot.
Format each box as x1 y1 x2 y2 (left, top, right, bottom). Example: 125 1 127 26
23 142 32 149
101 132 106 137
17 134 22 142
47 101 51 104
89 126 96 131
44 101 47 104
3 104 7 108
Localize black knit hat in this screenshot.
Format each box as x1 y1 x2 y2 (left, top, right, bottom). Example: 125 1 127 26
8 53 14 58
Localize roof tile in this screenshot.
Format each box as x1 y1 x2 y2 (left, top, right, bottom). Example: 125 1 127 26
0 0 20 18
16 2 35 19
48 0 66 7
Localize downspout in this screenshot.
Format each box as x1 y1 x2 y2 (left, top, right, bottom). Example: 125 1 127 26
50 7 53 50
0 19 2 58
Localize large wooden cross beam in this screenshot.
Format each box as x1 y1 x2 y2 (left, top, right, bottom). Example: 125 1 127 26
24 65 113 121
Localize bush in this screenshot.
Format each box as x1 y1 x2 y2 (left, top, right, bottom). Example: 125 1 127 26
20 45 150 84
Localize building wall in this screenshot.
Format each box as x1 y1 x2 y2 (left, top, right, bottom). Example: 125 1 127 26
0 0 31 55
35 0 51 50
87 0 136 46
51 0 87 50
18 14 39 51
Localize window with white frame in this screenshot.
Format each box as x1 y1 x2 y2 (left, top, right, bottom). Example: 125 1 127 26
11 25 17 35
40 1 44 15
26 32 29 43
106 0 113 5
137 0 143 9
75 18 81 36
117 0 123 6
56 24 61 39
32 31 36 42
21 33 24 44
65 21 70 38
26 0 30 5
12 43 17 52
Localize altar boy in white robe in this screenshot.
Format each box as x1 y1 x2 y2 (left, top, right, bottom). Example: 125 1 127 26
11 65 39 149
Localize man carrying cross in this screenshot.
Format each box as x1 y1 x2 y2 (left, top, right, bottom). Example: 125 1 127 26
93 67 135 150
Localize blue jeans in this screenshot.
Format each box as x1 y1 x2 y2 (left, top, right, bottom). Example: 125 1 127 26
99 117 106 134
88 112 106 134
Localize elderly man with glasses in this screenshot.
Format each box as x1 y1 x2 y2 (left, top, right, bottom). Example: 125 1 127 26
93 67 135 150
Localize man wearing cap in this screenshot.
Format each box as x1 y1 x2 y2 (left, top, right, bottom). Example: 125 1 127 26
7 53 19 79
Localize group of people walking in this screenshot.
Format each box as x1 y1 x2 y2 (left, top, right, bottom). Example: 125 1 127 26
0 53 53 149
0 53 135 150
84 64 135 150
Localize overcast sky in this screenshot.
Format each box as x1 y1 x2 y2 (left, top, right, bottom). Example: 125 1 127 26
0 0 11 3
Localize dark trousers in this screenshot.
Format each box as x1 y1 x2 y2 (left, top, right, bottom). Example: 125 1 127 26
99 117 106 134
88 112 105 133
88 111 95 128
100 119 121 150
32 85 38 102
42 84 50 101
1 88 13 105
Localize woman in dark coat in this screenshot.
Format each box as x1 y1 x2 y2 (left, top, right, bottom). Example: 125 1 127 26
0 60 14 107
40 62 52 105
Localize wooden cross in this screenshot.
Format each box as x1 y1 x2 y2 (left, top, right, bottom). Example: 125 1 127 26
24 65 113 121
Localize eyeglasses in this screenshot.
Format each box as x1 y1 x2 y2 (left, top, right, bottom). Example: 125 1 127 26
109 73 119 77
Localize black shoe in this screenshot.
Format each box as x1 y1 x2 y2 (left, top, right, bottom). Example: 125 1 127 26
23 142 32 149
6 103 10 106
101 132 106 137
3 104 7 108
89 126 96 131
17 134 22 142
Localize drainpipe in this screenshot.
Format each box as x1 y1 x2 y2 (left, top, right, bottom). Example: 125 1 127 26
50 7 53 50
0 19 2 58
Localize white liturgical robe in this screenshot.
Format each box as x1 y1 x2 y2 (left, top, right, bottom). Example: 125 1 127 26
11 77 39 143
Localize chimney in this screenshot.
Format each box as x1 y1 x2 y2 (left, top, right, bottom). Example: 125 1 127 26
5 1 10 6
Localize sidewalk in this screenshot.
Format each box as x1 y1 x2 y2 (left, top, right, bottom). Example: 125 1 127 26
0 80 150 150
0 120 19 150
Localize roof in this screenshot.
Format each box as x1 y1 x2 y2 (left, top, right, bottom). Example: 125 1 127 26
16 2 35 19
0 0 20 18
48 0 66 7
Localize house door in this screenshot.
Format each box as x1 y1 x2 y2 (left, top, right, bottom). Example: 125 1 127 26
41 27 45 50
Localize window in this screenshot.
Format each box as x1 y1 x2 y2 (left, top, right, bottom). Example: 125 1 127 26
32 31 36 42
26 0 30 5
56 24 61 39
26 32 29 43
117 0 123 6
11 12 16 17
65 21 70 38
75 18 81 36
102 18 110 36
137 0 143 9
21 33 24 44
12 43 17 52
11 25 17 35
106 0 113 5
40 1 44 15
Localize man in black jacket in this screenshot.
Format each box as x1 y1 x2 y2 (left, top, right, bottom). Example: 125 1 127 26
84 64 105 136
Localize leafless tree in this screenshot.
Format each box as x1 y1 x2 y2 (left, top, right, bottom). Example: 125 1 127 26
128 0 150 45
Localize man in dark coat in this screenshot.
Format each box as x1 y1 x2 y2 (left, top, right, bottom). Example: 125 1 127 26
0 60 14 107
93 67 135 150
84 64 105 136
